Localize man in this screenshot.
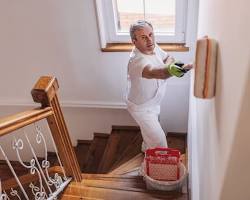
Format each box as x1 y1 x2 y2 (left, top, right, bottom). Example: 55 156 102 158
126 20 192 152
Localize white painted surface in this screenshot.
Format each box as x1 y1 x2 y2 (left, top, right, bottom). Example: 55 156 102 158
0 105 138 162
189 0 250 199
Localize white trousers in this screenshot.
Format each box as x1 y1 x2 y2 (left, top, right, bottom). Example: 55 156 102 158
128 106 168 152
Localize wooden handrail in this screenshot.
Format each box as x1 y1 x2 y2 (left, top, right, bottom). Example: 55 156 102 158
0 107 53 137
31 76 82 182
0 76 81 183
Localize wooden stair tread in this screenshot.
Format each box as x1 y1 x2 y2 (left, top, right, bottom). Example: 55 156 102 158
82 178 146 192
97 133 120 173
0 160 28 181
84 133 109 173
77 139 92 144
82 173 143 180
68 127 188 200
93 132 110 138
46 152 59 166
119 167 141 176
60 194 103 200
75 139 92 171
98 128 140 173
112 125 140 131
167 132 187 154
62 180 187 200
110 133 143 171
109 153 144 175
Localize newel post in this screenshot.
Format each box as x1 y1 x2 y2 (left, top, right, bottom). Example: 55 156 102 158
31 76 82 182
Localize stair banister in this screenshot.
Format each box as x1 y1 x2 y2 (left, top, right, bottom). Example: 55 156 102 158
31 76 82 182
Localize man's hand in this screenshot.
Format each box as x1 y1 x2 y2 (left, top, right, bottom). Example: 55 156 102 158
166 62 186 77
182 63 193 72
163 56 175 66
166 62 193 77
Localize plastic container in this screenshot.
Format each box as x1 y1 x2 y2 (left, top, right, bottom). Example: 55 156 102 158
141 162 187 191
141 147 187 191
145 148 181 181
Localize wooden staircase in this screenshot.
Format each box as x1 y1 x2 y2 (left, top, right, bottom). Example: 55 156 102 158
0 126 188 199
0 77 188 200
64 125 188 200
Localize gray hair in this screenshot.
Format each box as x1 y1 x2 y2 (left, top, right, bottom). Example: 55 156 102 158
129 20 153 40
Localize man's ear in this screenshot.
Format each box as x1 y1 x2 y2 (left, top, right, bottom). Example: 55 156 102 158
132 39 136 45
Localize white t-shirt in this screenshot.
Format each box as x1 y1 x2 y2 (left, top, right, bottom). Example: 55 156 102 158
127 44 168 105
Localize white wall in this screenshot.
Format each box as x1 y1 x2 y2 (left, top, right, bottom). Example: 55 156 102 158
190 0 250 199
0 105 137 161
0 0 197 148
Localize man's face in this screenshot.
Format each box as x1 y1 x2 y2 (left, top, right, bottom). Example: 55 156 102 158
132 25 155 55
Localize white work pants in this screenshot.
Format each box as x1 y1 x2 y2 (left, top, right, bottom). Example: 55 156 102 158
128 106 168 152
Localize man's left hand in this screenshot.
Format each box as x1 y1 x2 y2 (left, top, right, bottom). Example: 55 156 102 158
163 56 175 66
182 63 193 72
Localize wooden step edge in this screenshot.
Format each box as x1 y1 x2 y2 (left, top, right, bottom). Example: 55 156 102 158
61 194 103 200
81 179 146 193
109 153 144 175
111 164 141 176
0 160 29 166
47 151 56 156
109 161 143 175
119 167 141 175
37 152 57 163
111 125 140 131
81 173 143 180
167 132 187 138
65 181 184 199
93 132 110 138
77 139 92 145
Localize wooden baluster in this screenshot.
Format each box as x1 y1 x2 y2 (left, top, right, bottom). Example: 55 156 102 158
31 76 82 182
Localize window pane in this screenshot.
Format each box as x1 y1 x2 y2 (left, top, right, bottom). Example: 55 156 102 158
115 0 175 34
145 0 175 34
116 0 144 32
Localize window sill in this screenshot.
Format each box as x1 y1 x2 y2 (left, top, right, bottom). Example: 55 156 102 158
101 43 189 52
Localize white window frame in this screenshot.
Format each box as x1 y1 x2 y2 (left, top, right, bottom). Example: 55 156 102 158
95 0 188 48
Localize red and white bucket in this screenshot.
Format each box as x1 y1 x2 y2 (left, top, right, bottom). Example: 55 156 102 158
141 147 187 191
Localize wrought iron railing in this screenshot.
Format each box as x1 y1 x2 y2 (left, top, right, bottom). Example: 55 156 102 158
0 76 81 199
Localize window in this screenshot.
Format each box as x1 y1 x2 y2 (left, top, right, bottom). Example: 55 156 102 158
95 0 188 47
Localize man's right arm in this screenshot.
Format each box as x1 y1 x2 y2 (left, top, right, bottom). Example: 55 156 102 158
142 63 188 79
142 65 172 79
